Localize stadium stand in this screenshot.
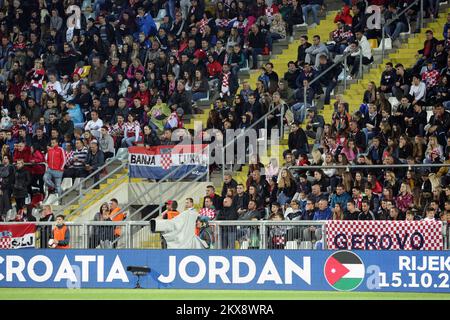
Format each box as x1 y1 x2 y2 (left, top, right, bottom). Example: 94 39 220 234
0 0 448 252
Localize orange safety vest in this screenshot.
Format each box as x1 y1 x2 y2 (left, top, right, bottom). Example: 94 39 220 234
166 210 180 220
109 207 125 237
53 225 70 249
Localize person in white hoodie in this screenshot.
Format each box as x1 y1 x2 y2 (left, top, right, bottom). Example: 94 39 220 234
344 31 373 78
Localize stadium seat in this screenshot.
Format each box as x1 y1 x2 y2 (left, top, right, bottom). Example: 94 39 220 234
285 241 298 249
61 178 73 192
300 241 313 249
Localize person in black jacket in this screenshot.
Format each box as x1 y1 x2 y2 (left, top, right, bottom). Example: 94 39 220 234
288 122 308 155
379 62 397 94
215 197 238 248
349 120 367 152
13 159 30 213
383 4 409 42
247 24 266 69
143 125 160 147
297 35 312 67
0 155 14 221
85 140 105 185
317 55 342 104
169 80 193 115
393 63 412 100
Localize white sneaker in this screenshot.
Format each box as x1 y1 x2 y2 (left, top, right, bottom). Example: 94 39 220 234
297 23 308 27
309 23 318 28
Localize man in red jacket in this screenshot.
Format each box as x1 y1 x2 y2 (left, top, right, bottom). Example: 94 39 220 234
43 138 66 198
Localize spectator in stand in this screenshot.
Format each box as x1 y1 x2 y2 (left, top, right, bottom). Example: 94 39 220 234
247 24 266 70
413 30 439 74
380 62 397 94
358 200 376 220
12 159 30 213
327 20 353 56
305 35 328 68
384 3 409 45
302 0 324 27
44 138 66 199
99 126 115 160
85 140 105 185
297 35 312 67
393 63 412 100
344 200 360 220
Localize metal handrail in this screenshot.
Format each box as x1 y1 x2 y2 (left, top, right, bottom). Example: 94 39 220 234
58 154 123 201
303 50 355 108
56 160 128 214
381 0 422 60
220 104 281 180
64 171 130 219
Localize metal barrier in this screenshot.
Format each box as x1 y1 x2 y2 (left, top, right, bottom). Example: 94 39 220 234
209 221 327 250
2 221 447 249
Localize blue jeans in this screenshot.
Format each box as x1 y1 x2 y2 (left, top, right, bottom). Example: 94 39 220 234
121 136 142 147
384 22 407 40
266 32 283 51
292 102 308 123
249 48 263 69
192 91 207 101
303 4 320 25
43 169 63 196
30 87 43 104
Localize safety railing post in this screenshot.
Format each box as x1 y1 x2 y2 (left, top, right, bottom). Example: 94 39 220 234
420 0 423 30
322 221 327 250
83 223 89 249
280 105 285 137
359 48 363 79
343 55 347 90
216 224 222 249
126 223 132 249
303 85 307 109
259 222 267 249
381 24 385 61
221 147 225 181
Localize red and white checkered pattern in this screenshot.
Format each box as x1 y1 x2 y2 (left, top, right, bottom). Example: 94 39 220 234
326 220 443 250
199 208 216 220
161 153 172 170
0 237 12 249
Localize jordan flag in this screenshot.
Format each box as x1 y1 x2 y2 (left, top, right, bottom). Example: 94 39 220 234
324 251 365 291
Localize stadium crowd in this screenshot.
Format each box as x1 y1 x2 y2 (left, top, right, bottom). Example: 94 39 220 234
0 0 447 235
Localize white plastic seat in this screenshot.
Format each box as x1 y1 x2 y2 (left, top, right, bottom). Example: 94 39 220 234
61 178 73 192
285 241 298 249
300 241 313 249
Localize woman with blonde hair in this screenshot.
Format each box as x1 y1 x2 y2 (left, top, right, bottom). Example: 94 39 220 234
333 203 345 220
342 171 353 193
269 13 287 42
384 171 400 196
424 135 444 163
311 148 323 165
277 168 297 206
395 182 414 214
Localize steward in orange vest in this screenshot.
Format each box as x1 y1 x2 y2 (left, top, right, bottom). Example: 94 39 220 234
162 200 180 220
51 215 70 249
109 199 126 237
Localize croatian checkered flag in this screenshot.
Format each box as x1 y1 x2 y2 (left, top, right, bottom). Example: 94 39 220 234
0 236 12 249
160 148 172 170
